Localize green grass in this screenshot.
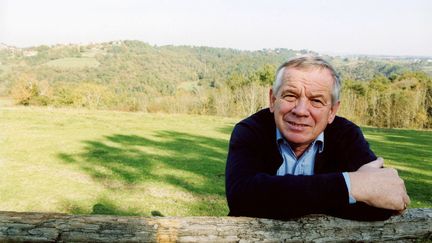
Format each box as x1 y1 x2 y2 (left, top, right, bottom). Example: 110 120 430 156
362 127 432 208
44 57 100 69
0 106 235 216
0 107 430 217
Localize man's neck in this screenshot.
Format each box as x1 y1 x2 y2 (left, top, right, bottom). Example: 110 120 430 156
276 129 324 158
289 143 310 158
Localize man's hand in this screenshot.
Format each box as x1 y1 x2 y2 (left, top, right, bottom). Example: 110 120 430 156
349 157 410 212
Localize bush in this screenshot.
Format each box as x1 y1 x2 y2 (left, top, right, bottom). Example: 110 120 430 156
10 79 52 106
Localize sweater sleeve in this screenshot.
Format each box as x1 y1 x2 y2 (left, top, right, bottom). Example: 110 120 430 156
225 122 350 219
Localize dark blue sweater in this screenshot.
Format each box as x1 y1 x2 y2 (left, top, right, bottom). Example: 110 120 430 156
225 108 393 221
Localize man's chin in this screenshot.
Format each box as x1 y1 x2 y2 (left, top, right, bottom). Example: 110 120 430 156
283 134 310 145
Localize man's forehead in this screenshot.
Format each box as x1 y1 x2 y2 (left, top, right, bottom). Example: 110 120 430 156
283 66 331 78
279 67 334 97
282 67 333 85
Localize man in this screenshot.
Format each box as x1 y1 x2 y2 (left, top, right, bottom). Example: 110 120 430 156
225 56 410 221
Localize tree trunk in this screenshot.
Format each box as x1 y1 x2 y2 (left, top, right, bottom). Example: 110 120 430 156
0 208 431 242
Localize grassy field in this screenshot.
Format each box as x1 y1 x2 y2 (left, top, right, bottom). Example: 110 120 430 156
0 107 430 217
362 127 432 208
44 57 100 69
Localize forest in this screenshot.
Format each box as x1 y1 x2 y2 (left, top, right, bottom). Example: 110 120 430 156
1 40 431 128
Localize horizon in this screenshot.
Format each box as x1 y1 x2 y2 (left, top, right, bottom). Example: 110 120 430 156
2 40 432 59
1 0 431 57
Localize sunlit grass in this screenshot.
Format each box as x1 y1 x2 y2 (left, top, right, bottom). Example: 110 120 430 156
0 107 430 217
363 127 432 208
0 106 234 216
44 57 100 68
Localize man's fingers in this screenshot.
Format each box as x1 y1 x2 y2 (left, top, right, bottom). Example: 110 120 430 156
396 193 410 215
351 164 411 212
404 193 411 207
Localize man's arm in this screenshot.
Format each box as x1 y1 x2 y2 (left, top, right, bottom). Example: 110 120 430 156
326 158 409 221
323 121 410 220
349 158 410 211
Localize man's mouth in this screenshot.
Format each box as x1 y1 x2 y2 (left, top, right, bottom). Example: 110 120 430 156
287 121 309 127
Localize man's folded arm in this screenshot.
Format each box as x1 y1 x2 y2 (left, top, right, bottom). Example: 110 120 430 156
325 124 401 220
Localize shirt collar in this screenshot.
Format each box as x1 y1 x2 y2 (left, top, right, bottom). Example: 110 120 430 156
276 128 325 153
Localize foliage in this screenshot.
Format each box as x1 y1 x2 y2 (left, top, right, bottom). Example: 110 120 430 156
1 41 432 128
339 71 432 128
10 75 52 106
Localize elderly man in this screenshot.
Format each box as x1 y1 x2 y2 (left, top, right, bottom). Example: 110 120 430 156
225 56 410 221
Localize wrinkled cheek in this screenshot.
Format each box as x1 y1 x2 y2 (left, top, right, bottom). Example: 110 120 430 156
282 111 291 119
277 104 292 117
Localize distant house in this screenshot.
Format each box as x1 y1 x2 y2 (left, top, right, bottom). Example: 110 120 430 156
112 41 123 46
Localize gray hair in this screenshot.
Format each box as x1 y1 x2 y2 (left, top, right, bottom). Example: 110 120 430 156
272 55 341 104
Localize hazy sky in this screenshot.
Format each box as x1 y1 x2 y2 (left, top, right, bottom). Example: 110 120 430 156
1 0 431 56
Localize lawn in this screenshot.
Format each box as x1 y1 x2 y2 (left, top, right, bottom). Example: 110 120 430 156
0 106 234 216
44 57 100 69
362 127 432 208
0 107 430 217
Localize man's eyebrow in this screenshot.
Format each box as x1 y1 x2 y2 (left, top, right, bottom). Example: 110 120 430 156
308 93 325 98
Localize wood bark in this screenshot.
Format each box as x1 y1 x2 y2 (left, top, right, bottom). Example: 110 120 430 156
0 208 431 242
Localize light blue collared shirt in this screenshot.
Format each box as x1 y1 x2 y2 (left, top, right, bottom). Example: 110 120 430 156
276 129 323 176
276 128 355 204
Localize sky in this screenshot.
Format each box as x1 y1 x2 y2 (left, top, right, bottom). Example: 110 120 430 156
1 0 431 56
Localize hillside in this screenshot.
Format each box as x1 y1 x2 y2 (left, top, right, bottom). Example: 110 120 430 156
0 41 431 128
0 41 296 95
1 40 431 95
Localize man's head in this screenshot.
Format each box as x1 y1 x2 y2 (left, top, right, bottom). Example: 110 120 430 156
269 56 341 154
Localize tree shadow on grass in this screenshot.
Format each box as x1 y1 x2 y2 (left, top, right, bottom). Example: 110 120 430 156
61 197 148 216
362 127 432 207
57 130 230 215
216 123 235 136
362 127 431 170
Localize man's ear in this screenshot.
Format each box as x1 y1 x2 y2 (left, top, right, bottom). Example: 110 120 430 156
269 88 276 112
327 101 340 124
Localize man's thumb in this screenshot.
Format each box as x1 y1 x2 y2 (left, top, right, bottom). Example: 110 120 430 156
366 157 384 168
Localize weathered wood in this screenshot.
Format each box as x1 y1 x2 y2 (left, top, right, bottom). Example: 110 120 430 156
0 209 431 242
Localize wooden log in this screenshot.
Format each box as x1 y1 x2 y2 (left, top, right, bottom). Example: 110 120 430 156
0 209 431 242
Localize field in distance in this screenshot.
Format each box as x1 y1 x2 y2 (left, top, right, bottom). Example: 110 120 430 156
0 106 430 216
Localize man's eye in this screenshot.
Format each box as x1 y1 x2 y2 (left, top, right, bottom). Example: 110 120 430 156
282 94 296 101
311 99 324 107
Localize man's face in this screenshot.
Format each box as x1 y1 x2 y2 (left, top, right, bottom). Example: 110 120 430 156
269 67 340 151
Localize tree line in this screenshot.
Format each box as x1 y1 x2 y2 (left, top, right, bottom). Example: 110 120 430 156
1 40 431 129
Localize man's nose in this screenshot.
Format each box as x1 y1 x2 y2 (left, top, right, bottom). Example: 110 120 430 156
292 98 309 116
